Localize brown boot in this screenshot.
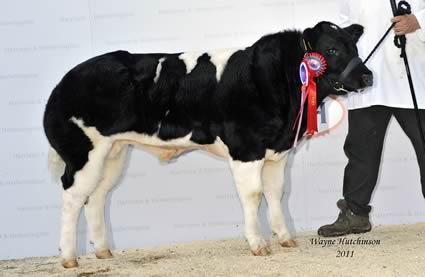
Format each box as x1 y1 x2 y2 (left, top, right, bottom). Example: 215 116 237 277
317 199 371 237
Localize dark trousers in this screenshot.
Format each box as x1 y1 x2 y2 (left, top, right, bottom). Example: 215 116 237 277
343 105 425 216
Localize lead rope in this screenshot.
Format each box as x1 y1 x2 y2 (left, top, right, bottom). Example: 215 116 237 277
363 23 395 64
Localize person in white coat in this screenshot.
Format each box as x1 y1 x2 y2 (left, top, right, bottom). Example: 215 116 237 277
318 0 425 237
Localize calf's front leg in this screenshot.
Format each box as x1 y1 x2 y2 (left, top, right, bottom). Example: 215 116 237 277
229 158 270 256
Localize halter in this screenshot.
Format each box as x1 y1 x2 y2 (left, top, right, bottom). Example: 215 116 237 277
302 34 362 93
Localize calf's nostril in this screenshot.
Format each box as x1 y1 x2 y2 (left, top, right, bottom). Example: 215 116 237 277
362 74 373 86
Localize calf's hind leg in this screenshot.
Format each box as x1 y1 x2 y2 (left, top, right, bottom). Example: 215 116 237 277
84 144 128 259
60 139 112 268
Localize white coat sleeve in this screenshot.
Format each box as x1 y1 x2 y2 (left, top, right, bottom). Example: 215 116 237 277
338 0 351 27
415 7 425 42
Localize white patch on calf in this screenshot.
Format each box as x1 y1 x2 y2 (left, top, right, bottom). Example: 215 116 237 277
208 48 240 81
265 149 287 162
71 117 104 146
112 131 197 149
203 136 230 158
179 52 202 74
154 57 165 83
156 122 162 135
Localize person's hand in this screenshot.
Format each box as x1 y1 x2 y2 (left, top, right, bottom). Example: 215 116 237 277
391 14 421 35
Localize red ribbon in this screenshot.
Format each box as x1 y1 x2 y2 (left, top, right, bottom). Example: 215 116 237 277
305 76 318 135
293 53 327 147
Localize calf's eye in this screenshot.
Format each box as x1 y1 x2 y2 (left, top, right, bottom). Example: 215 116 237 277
327 48 338 55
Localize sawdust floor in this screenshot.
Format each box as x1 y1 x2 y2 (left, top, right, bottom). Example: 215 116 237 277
1 223 425 277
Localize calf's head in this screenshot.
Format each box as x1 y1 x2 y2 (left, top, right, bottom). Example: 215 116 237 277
302 21 373 95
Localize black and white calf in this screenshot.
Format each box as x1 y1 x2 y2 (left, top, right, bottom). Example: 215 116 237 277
43 21 372 268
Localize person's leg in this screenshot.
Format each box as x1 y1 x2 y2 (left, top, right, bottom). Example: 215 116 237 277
318 106 392 237
342 106 392 215
393 108 425 198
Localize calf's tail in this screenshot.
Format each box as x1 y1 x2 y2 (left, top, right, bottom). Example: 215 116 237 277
48 146 65 182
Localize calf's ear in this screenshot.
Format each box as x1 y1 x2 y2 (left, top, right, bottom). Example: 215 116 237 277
343 24 364 43
302 28 317 51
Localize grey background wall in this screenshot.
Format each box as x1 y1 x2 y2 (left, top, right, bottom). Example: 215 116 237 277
1 0 424 260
